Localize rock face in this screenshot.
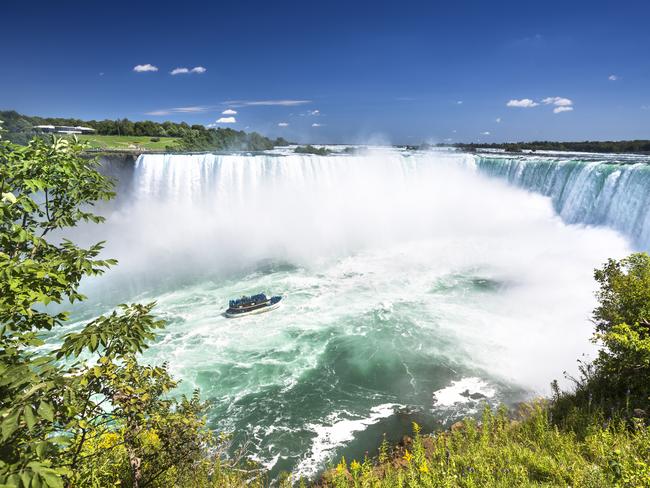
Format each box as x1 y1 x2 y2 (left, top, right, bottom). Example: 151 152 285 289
459 388 487 400
450 421 465 432
95 153 138 196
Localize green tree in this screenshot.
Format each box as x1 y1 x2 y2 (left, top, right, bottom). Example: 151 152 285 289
0 135 234 487
593 253 650 334
590 253 650 406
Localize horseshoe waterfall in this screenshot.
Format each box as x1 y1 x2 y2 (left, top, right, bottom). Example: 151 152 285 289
72 148 648 478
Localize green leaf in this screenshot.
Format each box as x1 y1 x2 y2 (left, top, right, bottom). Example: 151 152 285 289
90 334 98 352
36 441 49 458
1 409 20 440
37 401 54 422
23 405 36 430
39 473 62 488
20 472 32 488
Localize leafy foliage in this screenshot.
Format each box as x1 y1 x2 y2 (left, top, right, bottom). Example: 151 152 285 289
0 135 262 487
322 407 650 487
294 145 332 156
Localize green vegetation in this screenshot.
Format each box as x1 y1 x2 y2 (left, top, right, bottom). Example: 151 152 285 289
179 127 288 152
0 110 289 152
294 145 332 155
76 134 181 151
322 405 648 487
0 135 269 487
450 140 650 154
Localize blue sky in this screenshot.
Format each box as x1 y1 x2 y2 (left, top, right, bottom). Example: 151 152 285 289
2 0 649 143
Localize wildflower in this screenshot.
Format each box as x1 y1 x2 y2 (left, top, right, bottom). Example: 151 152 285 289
419 462 429 474
403 449 413 463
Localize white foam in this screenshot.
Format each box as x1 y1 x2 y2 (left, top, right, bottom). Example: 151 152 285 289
294 403 400 478
432 377 495 407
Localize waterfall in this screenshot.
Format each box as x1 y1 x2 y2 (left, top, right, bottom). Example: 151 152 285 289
131 151 650 251
473 156 650 250
93 149 639 477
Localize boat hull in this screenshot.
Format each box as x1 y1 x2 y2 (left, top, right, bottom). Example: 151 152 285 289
225 297 282 318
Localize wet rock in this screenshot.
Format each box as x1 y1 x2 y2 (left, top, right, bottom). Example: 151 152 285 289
632 408 647 419
451 421 465 432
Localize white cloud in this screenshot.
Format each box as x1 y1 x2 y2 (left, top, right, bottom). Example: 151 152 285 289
481 131 491 135
144 106 211 116
608 74 619 81
216 117 236 123
507 98 539 108
278 122 289 127
495 117 501 123
312 123 322 127
457 100 463 105
225 99 311 107
170 67 190 75
542 96 573 107
176 106 209 113
171 66 207 75
309 109 320 116
133 64 158 72
642 105 650 111
222 109 237 115
541 97 574 113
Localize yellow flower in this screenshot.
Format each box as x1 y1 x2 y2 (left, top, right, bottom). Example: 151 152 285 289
419 462 429 474
403 449 413 463
350 460 361 472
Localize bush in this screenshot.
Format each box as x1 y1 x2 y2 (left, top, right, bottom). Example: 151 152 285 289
294 145 331 155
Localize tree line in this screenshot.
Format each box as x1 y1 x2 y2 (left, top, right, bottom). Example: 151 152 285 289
450 140 650 154
0 110 289 151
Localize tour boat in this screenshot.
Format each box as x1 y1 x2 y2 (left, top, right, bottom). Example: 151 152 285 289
225 293 282 318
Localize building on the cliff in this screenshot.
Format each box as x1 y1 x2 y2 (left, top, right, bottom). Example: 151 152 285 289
33 125 96 135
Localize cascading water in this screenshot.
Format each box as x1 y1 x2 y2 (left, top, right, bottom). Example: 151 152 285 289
472 155 650 250
72 147 644 479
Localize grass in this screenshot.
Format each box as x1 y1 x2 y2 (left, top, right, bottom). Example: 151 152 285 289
315 403 650 488
75 134 181 151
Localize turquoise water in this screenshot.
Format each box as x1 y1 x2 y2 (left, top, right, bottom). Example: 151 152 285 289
69 148 640 479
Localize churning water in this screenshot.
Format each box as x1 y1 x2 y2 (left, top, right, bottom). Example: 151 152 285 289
69 147 647 479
